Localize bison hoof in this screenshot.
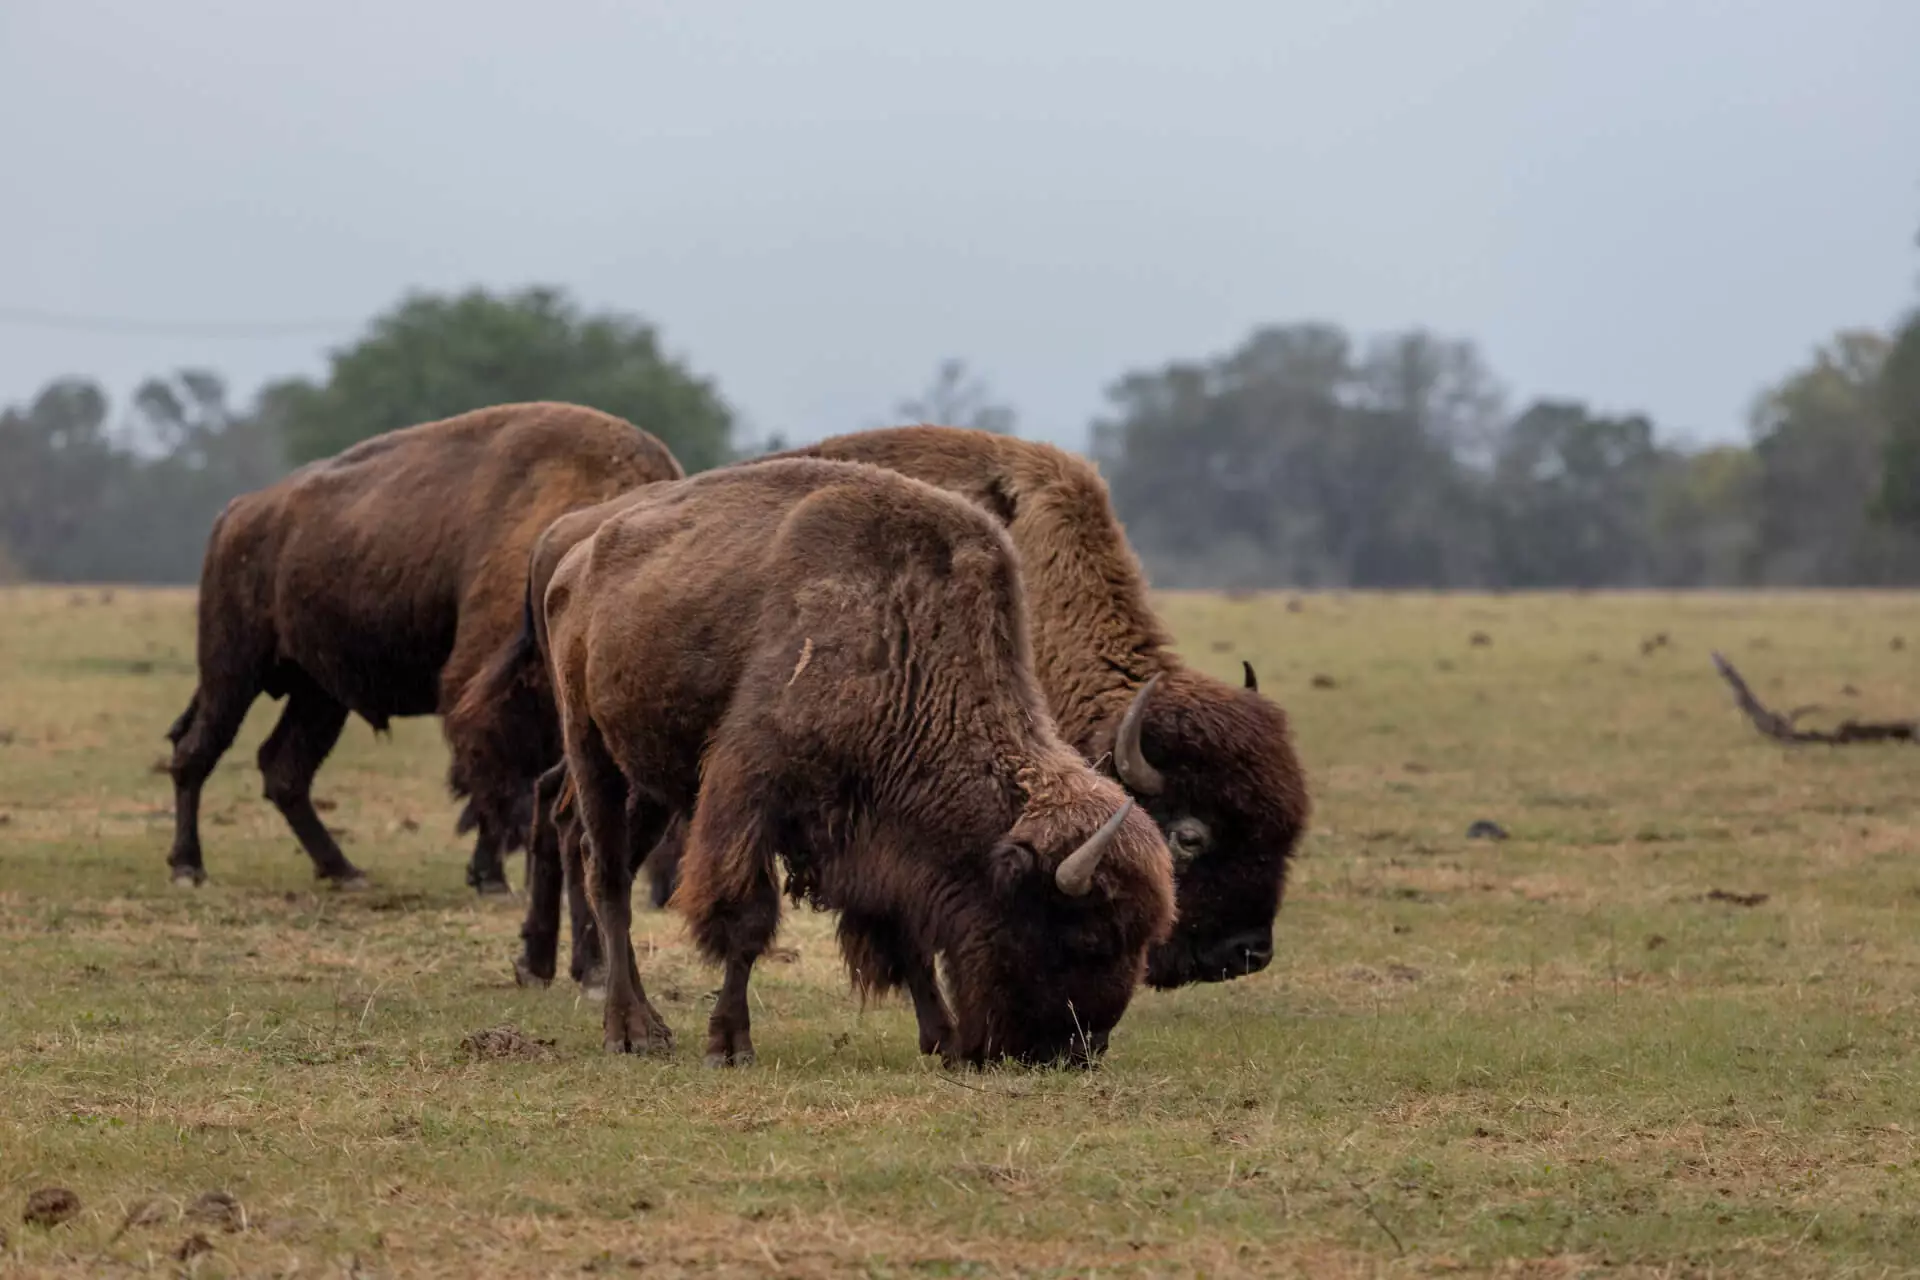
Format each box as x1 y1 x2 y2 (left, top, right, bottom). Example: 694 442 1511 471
473 874 512 897
703 1026 756 1067
330 872 371 892
169 866 207 888
512 956 553 989
603 1003 675 1056
578 965 608 1002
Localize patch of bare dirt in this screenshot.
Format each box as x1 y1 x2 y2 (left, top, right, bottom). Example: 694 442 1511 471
462 1024 557 1061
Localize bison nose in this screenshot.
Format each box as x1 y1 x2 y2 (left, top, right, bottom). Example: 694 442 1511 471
1199 930 1273 979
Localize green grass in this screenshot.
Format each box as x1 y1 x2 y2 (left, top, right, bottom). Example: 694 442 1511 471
3 585 1919 1277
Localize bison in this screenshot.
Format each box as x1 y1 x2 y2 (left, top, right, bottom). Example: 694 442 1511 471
695 428 1308 988
535 457 1174 1065
163 402 684 891
471 426 1308 992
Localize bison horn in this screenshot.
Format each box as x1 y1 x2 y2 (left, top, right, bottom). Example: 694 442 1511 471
1056 799 1133 897
1113 675 1165 797
1242 660 1259 692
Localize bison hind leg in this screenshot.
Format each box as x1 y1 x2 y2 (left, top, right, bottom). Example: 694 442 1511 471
166 681 258 887
256 678 362 885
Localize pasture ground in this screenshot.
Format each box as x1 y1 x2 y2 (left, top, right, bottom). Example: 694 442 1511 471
3 586 1919 1278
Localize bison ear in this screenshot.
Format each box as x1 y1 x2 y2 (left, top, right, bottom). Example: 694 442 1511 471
987 840 1039 896
1242 660 1258 693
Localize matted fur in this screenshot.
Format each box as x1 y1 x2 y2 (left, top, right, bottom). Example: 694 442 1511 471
162 401 683 890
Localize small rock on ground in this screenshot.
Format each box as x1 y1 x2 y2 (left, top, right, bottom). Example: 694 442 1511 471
172 1232 214 1261
23 1188 81 1228
186 1190 245 1232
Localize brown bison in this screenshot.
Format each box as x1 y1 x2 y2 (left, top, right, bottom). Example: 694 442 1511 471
163 402 684 891
679 428 1309 988
535 457 1174 1065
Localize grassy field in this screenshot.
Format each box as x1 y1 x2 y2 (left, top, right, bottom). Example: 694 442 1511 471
3 586 1919 1278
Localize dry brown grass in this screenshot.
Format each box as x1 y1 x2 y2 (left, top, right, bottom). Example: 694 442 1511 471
4 586 1920 1277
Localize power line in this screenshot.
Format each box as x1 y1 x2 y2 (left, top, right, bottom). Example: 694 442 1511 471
0 305 358 339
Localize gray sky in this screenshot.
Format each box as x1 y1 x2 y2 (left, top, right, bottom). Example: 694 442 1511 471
4 0 1917 453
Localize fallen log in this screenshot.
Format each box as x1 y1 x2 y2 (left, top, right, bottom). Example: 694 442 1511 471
1710 652 1917 745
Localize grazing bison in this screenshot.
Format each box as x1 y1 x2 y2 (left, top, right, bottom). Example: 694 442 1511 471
537 458 1174 1065
163 402 684 891
683 427 1309 988
474 426 1308 991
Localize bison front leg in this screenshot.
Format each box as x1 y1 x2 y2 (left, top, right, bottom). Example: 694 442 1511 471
643 815 687 910
903 954 955 1058
563 810 606 996
676 745 783 1067
569 723 673 1055
465 826 512 896
707 950 760 1068
513 762 568 988
256 679 362 886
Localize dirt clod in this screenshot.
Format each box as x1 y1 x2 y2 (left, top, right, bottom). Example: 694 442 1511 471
23 1187 81 1228
1310 674 1338 689
186 1190 245 1232
1466 820 1509 841
1646 934 1668 951
462 1024 556 1061
1469 631 1492 647
115 1197 171 1237
1705 888 1769 908
173 1231 214 1261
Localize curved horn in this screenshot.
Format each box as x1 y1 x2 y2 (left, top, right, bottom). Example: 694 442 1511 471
1056 799 1134 897
1242 660 1258 692
1113 675 1165 796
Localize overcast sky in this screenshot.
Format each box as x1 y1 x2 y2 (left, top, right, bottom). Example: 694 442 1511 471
4 0 1917 453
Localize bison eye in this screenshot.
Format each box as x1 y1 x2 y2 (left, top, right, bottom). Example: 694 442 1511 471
1167 817 1211 864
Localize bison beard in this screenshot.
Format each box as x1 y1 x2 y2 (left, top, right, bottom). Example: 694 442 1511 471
162 402 683 891
539 458 1175 1066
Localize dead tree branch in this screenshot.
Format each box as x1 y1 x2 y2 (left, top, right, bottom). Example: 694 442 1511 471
1710 653 1917 745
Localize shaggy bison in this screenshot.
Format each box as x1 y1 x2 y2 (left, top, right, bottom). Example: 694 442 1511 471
536 458 1174 1065
703 428 1308 987
471 426 1307 992
163 402 683 891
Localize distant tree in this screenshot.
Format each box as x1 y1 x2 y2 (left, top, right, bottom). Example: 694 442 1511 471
1873 308 1920 527
893 359 1017 435
1092 323 1491 587
1749 330 1920 584
1487 401 1669 587
0 371 284 583
0 379 118 578
1646 445 1760 587
274 286 735 470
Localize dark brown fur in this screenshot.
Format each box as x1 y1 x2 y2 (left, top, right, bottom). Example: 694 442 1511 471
163 402 683 889
540 458 1174 1066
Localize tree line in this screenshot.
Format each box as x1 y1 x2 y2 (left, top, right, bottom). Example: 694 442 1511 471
3 283 1918 588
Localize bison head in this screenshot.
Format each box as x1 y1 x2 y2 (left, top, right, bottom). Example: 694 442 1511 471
942 779 1175 1067
1105 665 1309 989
